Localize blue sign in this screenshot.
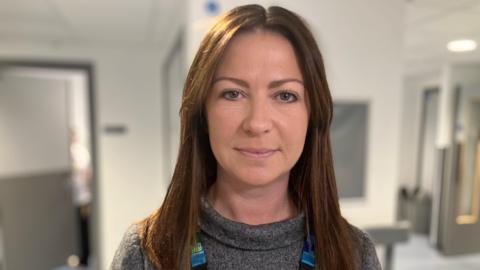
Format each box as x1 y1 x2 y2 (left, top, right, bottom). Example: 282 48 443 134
205 0 220 16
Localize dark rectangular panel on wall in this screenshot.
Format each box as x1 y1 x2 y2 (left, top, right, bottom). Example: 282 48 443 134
331 102 369 199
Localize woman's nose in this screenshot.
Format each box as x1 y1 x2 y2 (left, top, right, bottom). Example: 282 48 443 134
241 97 273 135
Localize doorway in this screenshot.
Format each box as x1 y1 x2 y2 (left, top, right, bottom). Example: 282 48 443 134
438 81 480 255
0 61 98 270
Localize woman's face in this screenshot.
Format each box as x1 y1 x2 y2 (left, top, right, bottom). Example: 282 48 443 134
206 30 309 188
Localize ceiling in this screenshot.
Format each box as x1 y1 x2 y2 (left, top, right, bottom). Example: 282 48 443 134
0 0 479 74
405 0 480 73
0 0 182 48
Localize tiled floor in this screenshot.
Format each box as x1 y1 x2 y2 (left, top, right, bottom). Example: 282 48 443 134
394 234 480 270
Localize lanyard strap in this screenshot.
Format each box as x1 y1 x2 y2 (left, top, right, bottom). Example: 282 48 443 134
191 232 316 270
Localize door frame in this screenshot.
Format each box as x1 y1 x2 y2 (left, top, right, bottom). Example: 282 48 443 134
0 59 101 268
438 84 480 255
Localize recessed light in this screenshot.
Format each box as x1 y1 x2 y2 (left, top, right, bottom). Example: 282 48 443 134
447 39 477 52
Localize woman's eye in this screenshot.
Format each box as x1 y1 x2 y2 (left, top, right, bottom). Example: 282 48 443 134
276 92 297 102
222 90 242 100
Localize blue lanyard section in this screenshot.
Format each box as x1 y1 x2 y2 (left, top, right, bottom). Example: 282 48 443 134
300 233 315 269
191 232 316 269
191 232 207 269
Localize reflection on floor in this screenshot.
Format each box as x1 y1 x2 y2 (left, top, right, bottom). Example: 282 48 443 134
394 234 480 270
52 266 91 270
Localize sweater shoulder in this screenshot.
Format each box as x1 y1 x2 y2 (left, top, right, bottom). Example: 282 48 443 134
110 224 152 270
350 225 382 270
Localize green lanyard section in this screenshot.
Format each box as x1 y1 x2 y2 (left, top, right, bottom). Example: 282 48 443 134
191 232 316 270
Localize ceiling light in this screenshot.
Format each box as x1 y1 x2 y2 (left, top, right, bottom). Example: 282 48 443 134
447 39 477 52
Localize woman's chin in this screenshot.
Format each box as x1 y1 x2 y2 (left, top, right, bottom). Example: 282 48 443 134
231 171 289 189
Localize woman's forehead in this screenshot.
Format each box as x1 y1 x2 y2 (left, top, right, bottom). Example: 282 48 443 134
214 29 303 82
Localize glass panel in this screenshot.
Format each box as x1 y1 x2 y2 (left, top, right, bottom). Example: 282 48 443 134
331 102 369 199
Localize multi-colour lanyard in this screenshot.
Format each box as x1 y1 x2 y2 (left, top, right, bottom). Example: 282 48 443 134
191 232 208 270
191 232 316 270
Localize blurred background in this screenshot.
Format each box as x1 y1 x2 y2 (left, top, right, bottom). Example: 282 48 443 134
0 0 479 269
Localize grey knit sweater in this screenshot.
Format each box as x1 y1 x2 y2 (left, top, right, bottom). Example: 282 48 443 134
111 200 381 270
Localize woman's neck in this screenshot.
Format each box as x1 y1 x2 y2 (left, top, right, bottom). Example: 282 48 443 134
207 175 297 225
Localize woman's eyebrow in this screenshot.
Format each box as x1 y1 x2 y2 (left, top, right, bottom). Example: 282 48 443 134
268 78 304 88
213 77 304 88
213 77 249 88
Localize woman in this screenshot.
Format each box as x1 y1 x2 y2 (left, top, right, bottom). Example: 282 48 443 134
111 4 380 270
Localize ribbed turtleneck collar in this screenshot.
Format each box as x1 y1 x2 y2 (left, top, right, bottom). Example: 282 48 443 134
199 198 305 251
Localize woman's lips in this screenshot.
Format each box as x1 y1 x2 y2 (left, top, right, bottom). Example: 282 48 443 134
235 148 278 159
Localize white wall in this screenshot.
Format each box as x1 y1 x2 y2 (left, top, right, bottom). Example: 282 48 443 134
185 0 405 227
0 41 169 269
0 73 70 178
2 67 91 153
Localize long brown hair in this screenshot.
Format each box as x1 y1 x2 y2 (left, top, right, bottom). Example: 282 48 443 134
140 4 359 270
